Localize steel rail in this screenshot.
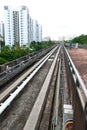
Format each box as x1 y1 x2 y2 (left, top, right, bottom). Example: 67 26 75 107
51 57 61 130
23 46 61 130
0 45 56 86
0 45 59 115
0 46 58 103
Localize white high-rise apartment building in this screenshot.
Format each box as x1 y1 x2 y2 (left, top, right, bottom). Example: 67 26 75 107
4 6 42 47
13 11 19 45
32 20 42 42
19 6 29 46
32 20 39 42
4 6 14 46
0 21 4 40
4 6 30 47
29 16 33 43
38 24 42 42
32 20 37 42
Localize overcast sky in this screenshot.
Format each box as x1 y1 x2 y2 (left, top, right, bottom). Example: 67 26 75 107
0 0 87 40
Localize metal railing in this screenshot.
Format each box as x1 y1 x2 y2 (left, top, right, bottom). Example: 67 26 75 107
64 46 87 130
0 45 56 87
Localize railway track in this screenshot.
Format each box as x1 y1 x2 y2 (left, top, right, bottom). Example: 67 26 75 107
0 46 58 103
0 45 56 87
0 43 87 130
0 45 61 130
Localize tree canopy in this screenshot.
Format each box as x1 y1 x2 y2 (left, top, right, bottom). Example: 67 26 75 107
0 41 55 65
72 34 87 44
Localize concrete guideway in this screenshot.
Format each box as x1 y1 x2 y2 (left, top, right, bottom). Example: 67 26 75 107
23 46 61 130
1 44 87 130
0 45 60 115
0 46 58 104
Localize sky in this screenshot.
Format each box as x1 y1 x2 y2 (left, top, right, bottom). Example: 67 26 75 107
0 0 87 40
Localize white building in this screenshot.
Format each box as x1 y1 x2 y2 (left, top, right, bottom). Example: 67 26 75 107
0 21 4 40
38 24 42 42
32 20 42 42
19 6 29 46
13 11 19 44
4 6 30 47
29 16 33 43
4 6 14 46
43 36 51 41
4 6 42 47
32 20 37 42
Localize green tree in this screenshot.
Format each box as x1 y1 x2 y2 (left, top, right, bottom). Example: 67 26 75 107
0 41 55 65
72 34 87 44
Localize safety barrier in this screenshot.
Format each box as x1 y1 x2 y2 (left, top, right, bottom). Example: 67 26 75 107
64 46 87 130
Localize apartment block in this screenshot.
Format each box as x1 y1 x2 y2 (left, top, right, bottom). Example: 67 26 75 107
0 21 4 40
4 6 14 46
13 11 19 45
19 6 29 46
4 6 42 47
29 16 33 43
38 24 42 42
32 20 42 42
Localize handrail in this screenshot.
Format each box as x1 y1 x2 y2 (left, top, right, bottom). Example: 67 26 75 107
64 47 87 110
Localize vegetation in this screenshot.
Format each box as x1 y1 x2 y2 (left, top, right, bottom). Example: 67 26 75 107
0 35 5 48
0 57 8 64
0 41 55 65
30 41 55 51
72 34 87 44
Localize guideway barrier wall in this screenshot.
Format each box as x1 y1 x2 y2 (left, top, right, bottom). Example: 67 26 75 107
64 46 87 130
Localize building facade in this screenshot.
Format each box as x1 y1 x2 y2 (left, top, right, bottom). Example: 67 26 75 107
13 11 19 45
32 20 42 42
0 21 4 40
4 6 42 47
4 6 14 46
29 16 33 43
19 6 29 46
38 24 42 42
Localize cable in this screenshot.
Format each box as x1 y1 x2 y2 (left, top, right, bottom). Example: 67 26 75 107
64 121 73 130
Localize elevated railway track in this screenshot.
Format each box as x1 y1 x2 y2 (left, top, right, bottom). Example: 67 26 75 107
0 43 87 130
0 45 61 130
